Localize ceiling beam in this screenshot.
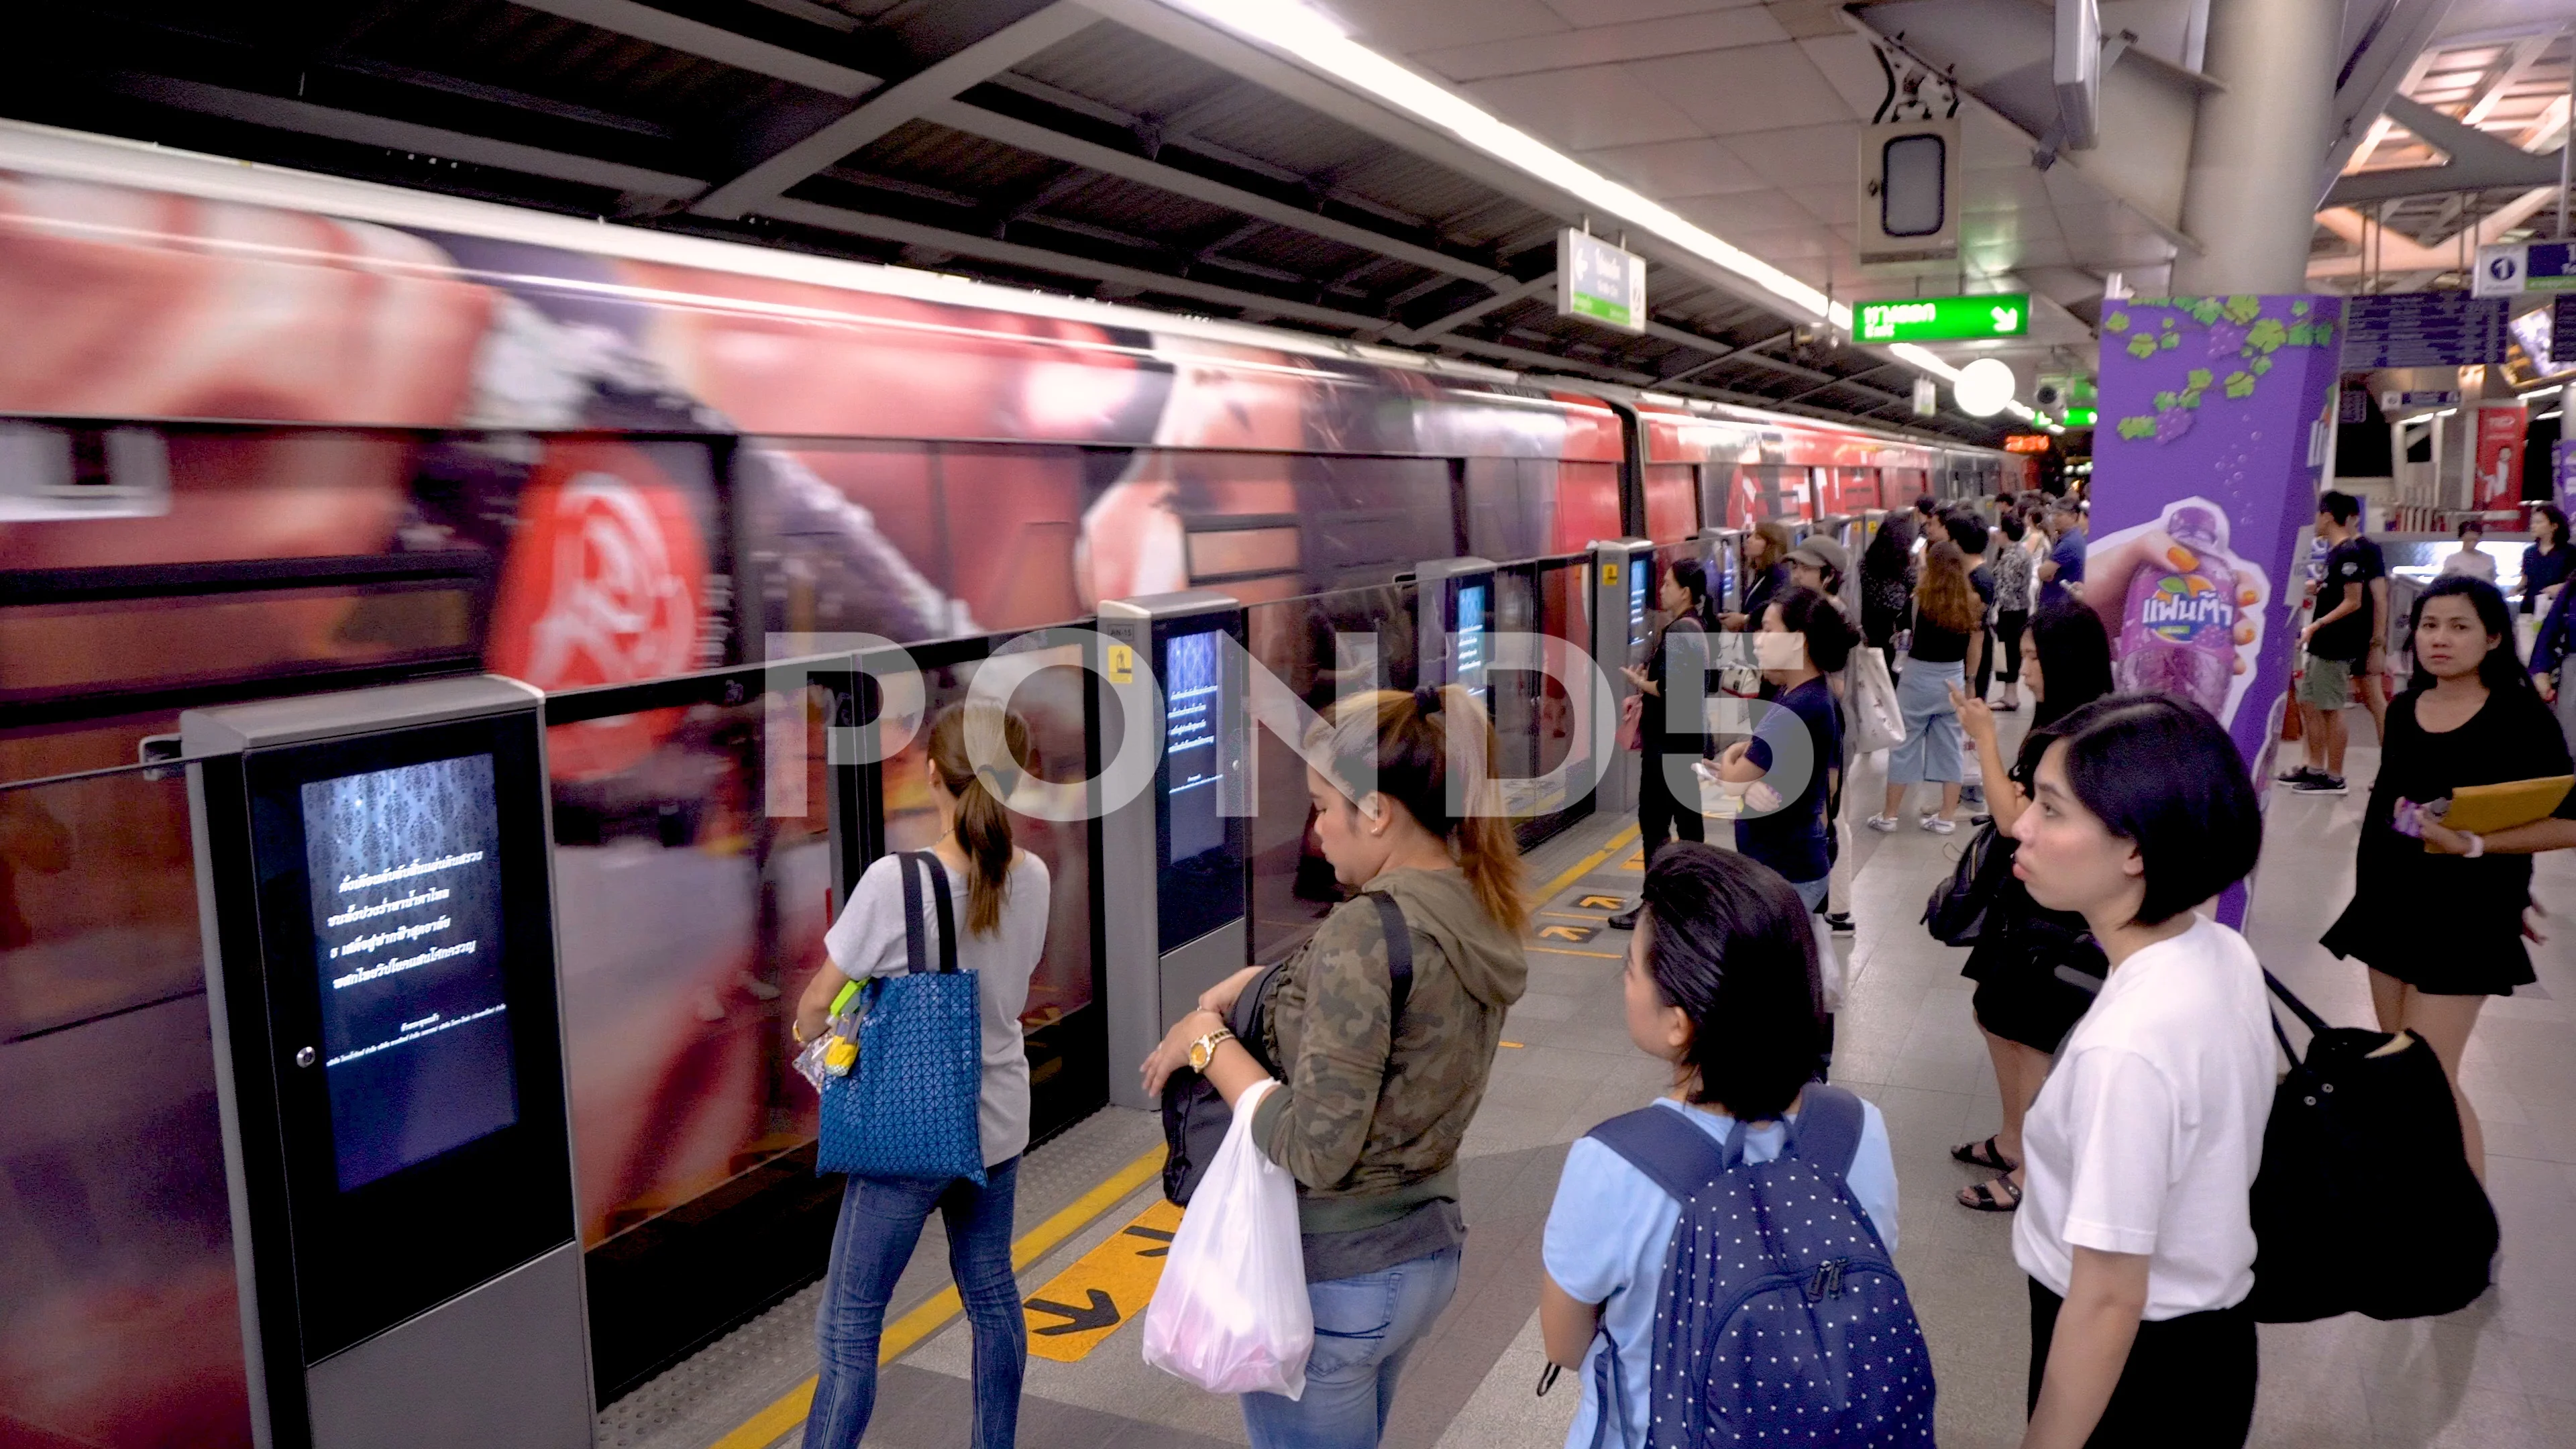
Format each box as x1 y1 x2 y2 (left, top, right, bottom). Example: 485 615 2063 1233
1640 320 1913 407
509 0 875 97
2318 0 2456 189
755 195 1392 331
105 74 707 197
923 99 1505 286
2325 93 2565 206
692 1 1099 218
1387 272 1552 343
2461 35 2555 127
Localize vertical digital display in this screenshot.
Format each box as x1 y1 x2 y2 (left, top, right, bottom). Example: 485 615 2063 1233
301 754 519 1193
1163 627 1228 867
1453 582 1490 706
1627 556 1652 655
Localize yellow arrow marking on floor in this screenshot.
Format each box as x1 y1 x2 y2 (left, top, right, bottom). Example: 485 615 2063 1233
1575 894 1625 910
1619 849 1645 871
1536 923 1599 943
1023 1197 1184 1363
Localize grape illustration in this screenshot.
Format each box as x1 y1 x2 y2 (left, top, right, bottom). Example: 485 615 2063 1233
2156 407 2194 442
2208 320 2248 357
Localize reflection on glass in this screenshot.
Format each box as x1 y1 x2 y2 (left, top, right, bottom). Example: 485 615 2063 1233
875 649 1095 1044
550 687 829 1246
0 765 254 1448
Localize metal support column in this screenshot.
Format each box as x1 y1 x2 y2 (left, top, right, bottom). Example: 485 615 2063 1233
2171 0 2340 293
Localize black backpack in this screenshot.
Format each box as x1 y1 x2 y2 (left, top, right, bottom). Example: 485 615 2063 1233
1159 892 1410 1205
2246 972 2498 1322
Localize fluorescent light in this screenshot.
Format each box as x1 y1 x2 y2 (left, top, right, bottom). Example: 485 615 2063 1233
1163 0 2019 410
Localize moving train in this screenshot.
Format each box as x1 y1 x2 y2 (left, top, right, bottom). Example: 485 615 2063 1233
0 119 2032 1440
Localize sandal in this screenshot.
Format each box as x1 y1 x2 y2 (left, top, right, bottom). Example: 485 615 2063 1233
1958 1175 2023 1212
1950 1135 2017 1172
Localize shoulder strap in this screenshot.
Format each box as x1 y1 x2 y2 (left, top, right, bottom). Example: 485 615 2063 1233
2262 969 2325 1066
1360 890 1413 1026
924 854 959 974
897 851 962 975
899 851 926 977
1585 1106 1729 1203
1786 1084 1864 1180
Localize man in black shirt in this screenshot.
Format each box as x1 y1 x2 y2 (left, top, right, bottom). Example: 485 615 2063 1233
2286 490 2383 794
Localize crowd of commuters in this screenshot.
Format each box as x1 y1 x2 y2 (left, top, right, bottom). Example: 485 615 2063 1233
790 485 2576 1449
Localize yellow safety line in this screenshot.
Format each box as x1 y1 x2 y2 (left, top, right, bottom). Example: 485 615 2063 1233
1540 910 1611 922
1529 823 1640 904
1530 945 1623 959
711 1144 1168 1449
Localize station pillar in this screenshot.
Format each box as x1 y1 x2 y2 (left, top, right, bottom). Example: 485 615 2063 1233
2171 0 2340 294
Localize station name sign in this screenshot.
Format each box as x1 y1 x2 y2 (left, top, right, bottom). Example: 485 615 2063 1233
1858 293 2030 343
1558 229 1646 333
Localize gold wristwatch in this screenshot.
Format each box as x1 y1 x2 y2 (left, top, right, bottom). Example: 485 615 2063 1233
1187 1026 1236 1072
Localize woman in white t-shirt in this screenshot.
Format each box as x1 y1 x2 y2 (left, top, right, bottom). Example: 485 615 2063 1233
2006 694 2271 1449
2443 520 2498 582
792 703 1050 1449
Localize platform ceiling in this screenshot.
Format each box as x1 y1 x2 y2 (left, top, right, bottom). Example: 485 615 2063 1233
3 0 2035 443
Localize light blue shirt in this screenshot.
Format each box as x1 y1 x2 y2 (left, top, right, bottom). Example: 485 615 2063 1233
1540 1095 1899 1449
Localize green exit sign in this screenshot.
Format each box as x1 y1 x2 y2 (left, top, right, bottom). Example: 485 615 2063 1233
2063 407 2098 427
1857 293 2031 343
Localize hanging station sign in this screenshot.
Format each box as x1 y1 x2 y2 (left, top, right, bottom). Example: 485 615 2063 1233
2475 241 2576 297
1557 229 1646 333
1856 292 2029 343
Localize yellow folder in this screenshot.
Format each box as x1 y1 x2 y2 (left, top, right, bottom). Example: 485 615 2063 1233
2440 775 2576 835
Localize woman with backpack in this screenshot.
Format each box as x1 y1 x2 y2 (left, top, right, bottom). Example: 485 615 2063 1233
793 704 1051 1449
1538 843 1917 1449
1138 685 1529 1449
2007 695 2269 1448
2323 576 2576 1184
1941 599 2116 1213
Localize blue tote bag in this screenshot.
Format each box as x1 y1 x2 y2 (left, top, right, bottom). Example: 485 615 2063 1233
816 851 987 1185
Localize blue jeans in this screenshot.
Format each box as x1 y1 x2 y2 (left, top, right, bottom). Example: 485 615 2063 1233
1240 1246 1461 1449
1888 658 1965 785
803 1158 1024 1449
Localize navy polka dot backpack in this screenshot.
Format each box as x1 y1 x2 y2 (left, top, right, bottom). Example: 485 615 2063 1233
1584 1086 1936 1447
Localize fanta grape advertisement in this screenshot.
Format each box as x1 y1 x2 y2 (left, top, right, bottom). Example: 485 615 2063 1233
2090 294 2345 820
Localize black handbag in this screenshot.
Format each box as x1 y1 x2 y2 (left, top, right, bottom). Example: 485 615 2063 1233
2245 972 2498 1323
1160 892 1411 1205
1922 820 2017 947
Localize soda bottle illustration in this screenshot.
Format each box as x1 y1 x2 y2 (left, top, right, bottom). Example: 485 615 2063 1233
2114 504 2237 716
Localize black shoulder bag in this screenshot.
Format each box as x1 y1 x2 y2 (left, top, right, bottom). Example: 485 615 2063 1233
2245 971 2498 1322
1159 892 1412 1206
1921 818 2017 947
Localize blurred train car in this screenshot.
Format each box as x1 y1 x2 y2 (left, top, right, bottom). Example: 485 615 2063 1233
0 123 2026 1436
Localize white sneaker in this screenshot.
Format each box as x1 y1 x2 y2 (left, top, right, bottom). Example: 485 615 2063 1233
1920 815 1957 835
1866 814 1900 833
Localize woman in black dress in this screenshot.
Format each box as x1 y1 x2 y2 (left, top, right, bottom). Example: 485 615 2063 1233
1858 511 1919 671
2324 576 2576 1181
1941 604 2114 1212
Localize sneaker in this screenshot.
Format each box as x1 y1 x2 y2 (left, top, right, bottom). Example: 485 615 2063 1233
2276 765 2325 786
1961 785 1986 806
2290 773 2348 795
1921 815 1957 835
1823 912 1856 934
1866 814 1900 833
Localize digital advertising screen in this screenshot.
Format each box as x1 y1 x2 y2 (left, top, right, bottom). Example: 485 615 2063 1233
1453 581 1490 706
1628 554 1652 655
301 753 520 1193
1162 626 1228 867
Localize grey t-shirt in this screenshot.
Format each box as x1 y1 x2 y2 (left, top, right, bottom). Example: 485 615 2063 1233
824 850 1050 1167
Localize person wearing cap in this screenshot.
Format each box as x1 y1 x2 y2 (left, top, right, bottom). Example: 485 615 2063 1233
1786 534 1861 934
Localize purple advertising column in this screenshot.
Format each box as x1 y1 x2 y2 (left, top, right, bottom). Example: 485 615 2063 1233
2088 294 2345 926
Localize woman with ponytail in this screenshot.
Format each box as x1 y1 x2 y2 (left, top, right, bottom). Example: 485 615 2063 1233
794 702 1051 1449
1142 684 1530 1448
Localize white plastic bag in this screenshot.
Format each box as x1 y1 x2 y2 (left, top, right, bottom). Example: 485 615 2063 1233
1140 1079 1313 1399
1848 648 1905 755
